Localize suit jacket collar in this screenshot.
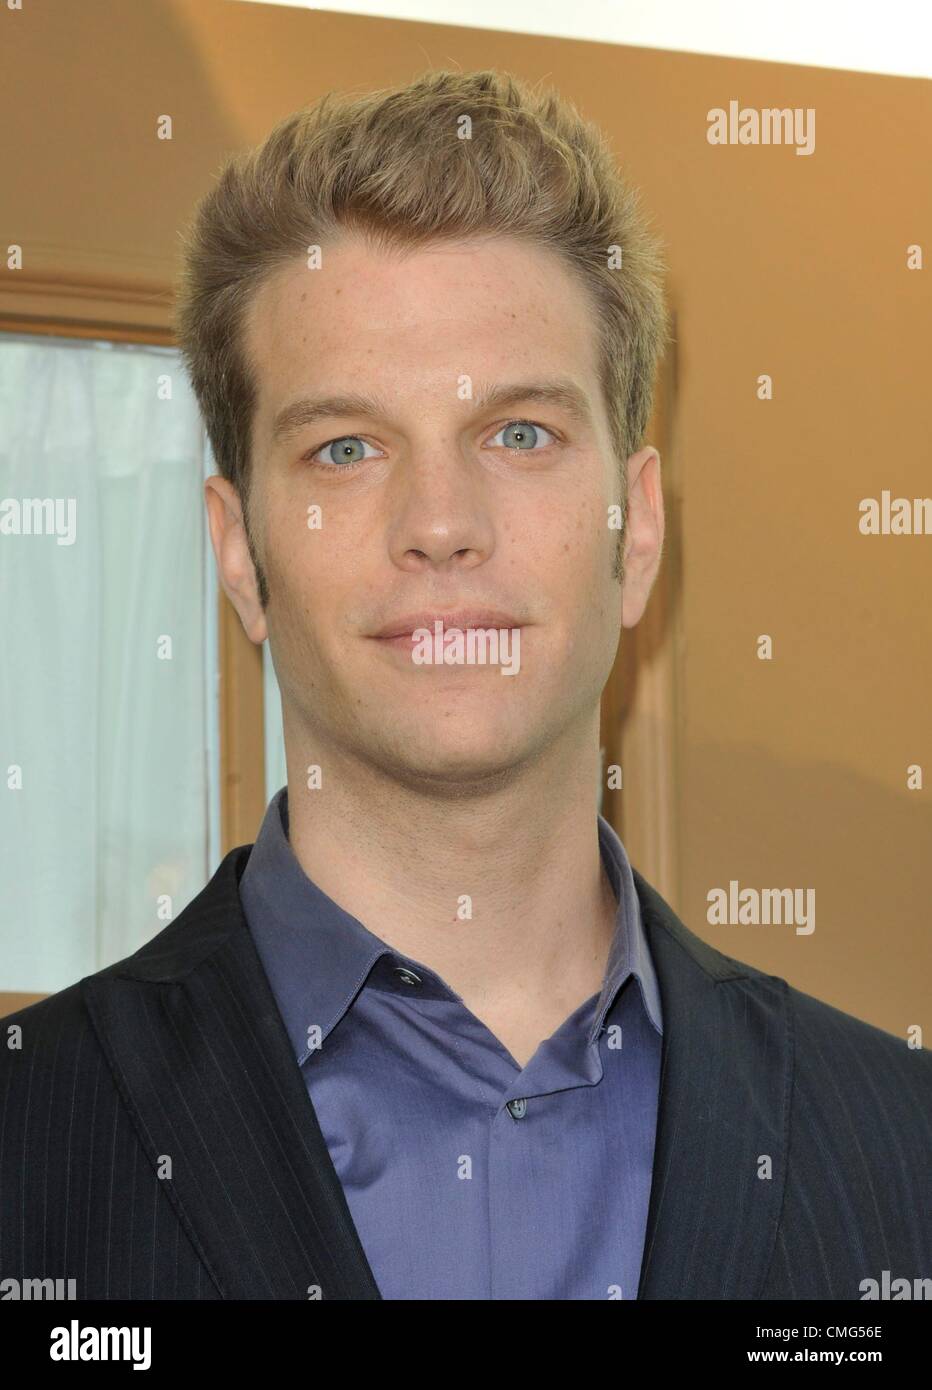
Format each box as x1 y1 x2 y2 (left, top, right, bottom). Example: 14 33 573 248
81 845 790 1300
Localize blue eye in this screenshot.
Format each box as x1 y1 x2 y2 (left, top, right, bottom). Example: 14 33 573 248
306 418 558 470
310 436 380 468
489 420 556 451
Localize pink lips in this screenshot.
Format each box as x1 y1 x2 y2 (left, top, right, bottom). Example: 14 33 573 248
370 611 524 641
377 632 427 652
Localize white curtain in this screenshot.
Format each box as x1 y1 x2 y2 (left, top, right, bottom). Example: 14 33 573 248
263 641 287 805
0 335 214 992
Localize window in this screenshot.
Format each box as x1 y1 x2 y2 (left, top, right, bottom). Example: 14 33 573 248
0 333 220 992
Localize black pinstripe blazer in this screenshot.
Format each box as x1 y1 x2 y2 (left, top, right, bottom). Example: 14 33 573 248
2 843 930 1300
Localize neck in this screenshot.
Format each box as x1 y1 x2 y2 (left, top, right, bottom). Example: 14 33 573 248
280 706 619 1022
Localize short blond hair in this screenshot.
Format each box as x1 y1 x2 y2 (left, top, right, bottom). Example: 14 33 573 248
174 68 671 538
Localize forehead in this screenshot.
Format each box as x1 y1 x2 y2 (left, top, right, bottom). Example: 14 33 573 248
244 233 602 433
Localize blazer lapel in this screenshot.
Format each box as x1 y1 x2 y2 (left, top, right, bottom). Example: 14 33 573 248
633 868 792 1299
82 846 382 1301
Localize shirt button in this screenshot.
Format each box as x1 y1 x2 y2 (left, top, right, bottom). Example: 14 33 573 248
507 1098 528 1119
393 966 422 987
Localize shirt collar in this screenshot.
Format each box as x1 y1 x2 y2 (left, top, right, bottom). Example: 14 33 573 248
240 786 663 1066
595 813 664 1040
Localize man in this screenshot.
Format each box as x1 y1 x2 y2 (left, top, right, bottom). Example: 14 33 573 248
2 69 930 1302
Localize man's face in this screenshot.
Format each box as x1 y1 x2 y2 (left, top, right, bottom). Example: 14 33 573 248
210 231 661 787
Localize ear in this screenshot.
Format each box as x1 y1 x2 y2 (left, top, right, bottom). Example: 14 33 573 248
204 475 268 644
620 446 665 629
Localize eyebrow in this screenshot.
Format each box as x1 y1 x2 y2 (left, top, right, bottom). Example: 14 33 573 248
269 378 595 446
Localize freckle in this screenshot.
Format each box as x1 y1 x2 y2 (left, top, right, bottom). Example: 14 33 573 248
564 543 570 552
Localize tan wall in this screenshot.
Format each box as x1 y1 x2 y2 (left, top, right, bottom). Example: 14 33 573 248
2 0 929 1039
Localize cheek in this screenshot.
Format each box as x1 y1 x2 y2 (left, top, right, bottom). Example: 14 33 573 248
507 501 608 617
265 489 344 585
563 502 613 582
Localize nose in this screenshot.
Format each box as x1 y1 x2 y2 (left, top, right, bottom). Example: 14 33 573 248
385 451 496 574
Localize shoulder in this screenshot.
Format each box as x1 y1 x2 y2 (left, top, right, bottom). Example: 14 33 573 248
2 980 91 1054
0 844 253 1093
784 978 932 1096
0 983 104 1134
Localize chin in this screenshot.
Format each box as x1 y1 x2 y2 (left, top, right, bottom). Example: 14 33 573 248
369 725 532 789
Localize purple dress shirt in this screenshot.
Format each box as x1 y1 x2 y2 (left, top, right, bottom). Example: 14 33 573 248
239 786 663 1300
